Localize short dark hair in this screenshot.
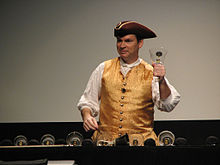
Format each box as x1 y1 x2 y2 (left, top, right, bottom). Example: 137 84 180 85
136 35 142 43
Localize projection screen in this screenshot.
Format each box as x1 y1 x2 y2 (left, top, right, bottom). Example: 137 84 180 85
0 0 220 122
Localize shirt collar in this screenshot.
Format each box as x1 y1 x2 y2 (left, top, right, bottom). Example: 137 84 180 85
120 57 142 68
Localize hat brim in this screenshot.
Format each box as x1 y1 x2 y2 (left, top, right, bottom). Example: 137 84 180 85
114 21 157 39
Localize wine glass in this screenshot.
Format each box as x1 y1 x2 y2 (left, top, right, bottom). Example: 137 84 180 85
149 47 167 64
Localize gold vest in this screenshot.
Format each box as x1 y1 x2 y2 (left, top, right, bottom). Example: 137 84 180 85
93 57 159 145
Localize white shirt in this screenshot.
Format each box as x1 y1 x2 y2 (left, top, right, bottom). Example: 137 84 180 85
77 58 180 117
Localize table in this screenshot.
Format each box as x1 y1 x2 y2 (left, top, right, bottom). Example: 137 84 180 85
0 145 219 165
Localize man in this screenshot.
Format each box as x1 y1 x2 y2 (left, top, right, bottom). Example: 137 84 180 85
77 21 180 145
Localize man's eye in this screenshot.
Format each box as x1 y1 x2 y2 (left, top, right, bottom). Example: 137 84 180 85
125 39 132 42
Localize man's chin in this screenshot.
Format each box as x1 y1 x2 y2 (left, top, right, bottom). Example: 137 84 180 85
119 53 129 58
119 56 128 61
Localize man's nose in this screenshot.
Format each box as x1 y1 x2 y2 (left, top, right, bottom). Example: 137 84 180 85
120 41 126 48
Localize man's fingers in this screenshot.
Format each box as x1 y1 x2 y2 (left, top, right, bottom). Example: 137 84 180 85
153 64 166 77
83 124 90 132
91 118 98 129
87 118 98 130
83 118 98 131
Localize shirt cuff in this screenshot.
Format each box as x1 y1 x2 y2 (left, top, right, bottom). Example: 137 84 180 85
79 105 98 117
160 92 173 105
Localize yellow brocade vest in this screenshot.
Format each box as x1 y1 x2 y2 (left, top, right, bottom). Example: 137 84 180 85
92 57 159 145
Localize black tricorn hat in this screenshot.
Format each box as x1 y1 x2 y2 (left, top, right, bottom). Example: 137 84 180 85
114 21 157 39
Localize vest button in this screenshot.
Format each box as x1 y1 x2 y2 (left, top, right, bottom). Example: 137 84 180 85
120 111 123 114
121 96 124 99
120 118 123 121
119 133 122 137
123 82 127 86
120 104 124 107
119 125 122 129
121 88 126 93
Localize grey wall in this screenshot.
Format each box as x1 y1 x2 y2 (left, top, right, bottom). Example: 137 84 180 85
1 0 220 122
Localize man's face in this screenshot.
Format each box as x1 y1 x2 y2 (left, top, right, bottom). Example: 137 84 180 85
116 34 143 64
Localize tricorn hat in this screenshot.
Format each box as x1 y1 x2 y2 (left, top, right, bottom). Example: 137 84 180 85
114 21 157 39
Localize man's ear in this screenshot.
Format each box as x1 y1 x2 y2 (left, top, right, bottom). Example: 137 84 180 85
138 40 144 48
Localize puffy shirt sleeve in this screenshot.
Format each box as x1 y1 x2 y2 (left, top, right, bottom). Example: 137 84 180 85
152 77 180 112
77 62 105 117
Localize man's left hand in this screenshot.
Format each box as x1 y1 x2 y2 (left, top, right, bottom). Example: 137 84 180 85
152 63 171 99
152 63 166 82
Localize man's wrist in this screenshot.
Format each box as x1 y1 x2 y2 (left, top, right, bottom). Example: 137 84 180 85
81 108 92 120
